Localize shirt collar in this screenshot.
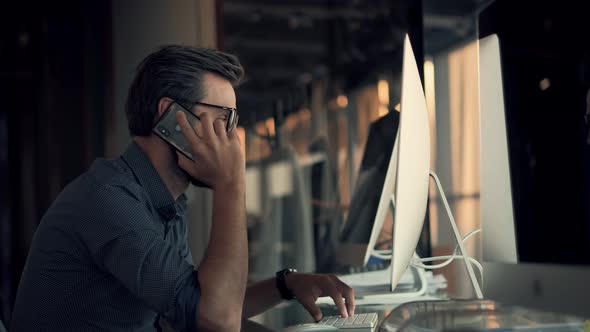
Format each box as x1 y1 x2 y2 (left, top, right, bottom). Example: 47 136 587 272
121 141 187 222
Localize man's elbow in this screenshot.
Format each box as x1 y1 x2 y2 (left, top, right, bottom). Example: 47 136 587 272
198 306 242 332
196 270 246 331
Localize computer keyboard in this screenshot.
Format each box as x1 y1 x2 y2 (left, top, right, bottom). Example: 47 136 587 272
318 312 378 330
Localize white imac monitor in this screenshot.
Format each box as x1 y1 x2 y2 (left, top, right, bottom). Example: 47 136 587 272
337 35 430 275
389 34 431 290
336 35 430 293
479 0 590 316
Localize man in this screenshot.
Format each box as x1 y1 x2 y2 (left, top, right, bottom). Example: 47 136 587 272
11 46 354 331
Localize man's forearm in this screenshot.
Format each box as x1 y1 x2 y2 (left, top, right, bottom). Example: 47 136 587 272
197 185 248 330
243 278 283 318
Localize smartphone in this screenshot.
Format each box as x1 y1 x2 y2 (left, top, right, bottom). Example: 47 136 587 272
153 101 199 161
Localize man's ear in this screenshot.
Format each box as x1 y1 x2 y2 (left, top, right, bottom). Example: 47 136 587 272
157 97 174 118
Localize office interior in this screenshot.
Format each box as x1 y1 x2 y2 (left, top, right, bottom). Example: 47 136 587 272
1 0 590 329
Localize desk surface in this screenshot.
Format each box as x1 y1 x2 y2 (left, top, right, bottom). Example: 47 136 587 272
248 299 588 332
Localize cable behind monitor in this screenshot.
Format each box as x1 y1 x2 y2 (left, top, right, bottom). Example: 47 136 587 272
429 171 484 299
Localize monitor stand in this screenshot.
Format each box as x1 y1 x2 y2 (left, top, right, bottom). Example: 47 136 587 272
354 172 485 302
352 196 428 301
429 171 483 299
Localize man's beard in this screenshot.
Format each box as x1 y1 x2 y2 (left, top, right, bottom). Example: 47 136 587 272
171 147 211 189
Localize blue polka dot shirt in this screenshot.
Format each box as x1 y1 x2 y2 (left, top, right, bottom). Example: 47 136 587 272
11 142 200 331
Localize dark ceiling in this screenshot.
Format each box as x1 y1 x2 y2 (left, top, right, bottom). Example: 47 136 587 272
222 0 489 127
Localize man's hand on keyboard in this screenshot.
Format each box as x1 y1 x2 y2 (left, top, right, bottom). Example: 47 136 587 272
285 273 355 322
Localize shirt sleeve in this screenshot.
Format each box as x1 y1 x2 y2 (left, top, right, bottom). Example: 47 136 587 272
81 185 200 331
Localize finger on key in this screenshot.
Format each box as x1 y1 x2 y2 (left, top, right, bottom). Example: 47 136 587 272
331 276 356 316
326 283 347 318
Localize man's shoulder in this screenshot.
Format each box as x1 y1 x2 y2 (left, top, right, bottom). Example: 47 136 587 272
89 158 140 189
88 159 154 210
53 158 154 223
61 158 145 203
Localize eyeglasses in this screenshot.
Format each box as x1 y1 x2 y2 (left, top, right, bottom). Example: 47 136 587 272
189 101 239 133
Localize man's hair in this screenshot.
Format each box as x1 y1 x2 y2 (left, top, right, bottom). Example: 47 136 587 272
126 45 244 136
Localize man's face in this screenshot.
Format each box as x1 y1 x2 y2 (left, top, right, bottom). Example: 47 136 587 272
175 73 237 187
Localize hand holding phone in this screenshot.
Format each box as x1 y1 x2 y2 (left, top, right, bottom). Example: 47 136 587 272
174 110 245 190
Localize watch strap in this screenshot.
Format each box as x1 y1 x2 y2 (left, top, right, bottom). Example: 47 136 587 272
275 268 297 300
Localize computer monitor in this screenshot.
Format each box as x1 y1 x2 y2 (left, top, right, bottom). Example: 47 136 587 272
336 35 431 296
479 0 590 316
389 35 431 290
337 111 400 266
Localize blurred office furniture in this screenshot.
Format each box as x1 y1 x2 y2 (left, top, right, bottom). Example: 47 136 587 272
246 145 319 329
249 146 316 279
307 137 344 272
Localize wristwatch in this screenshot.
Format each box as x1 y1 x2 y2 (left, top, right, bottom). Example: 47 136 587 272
275 268 297 300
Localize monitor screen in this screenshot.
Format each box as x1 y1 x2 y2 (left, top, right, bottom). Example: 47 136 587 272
339 110 399 246
480 0 590 265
